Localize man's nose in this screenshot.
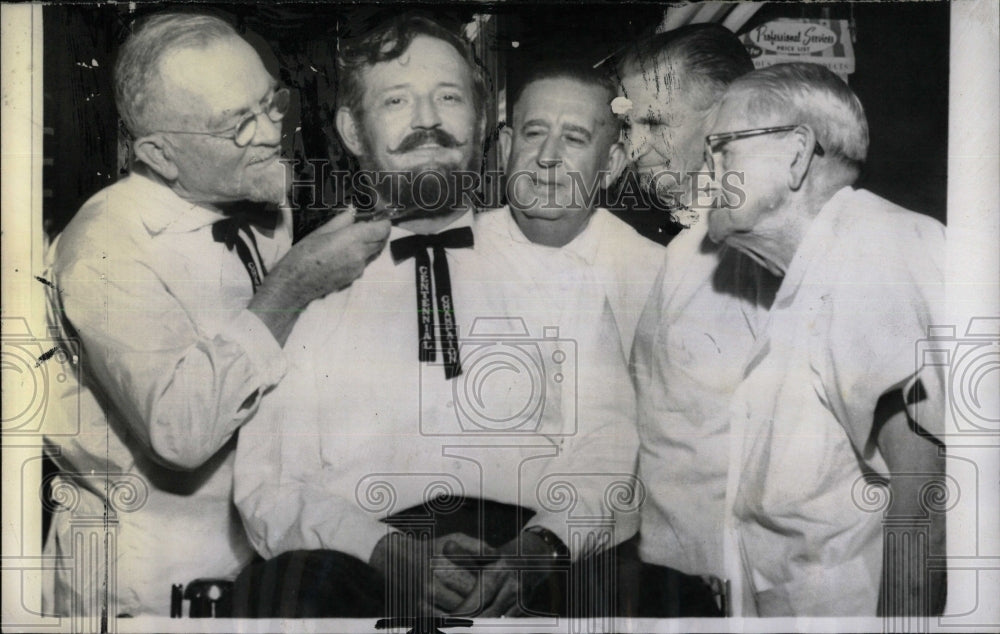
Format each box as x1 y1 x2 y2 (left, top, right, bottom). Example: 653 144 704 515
537 134 563 168
625 127 650 161
252 113 282 146
412 95 442 129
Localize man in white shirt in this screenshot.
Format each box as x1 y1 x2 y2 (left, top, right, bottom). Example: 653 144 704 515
613 24 778 616
483 61 665 360
706 62 946 616
234 15 638 619
45 12 390 616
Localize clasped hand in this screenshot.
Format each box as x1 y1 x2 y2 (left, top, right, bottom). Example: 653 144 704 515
370 531 557 618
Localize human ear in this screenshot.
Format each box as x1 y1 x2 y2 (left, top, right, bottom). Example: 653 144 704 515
788 125 819 190
336 107 365 156
133 135 179 181
498 126 513 171
601 141 627 187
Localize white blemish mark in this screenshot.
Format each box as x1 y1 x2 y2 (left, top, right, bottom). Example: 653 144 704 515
611 96 633 115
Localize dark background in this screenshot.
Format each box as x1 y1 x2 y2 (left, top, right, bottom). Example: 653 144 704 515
42 2 949 240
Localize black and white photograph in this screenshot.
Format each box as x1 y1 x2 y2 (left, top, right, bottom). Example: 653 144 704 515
1 1 997 632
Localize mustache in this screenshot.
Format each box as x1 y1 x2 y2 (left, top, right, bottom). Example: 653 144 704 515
388 128 466 154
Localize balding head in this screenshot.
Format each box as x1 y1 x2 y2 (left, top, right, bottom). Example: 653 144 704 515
114 13 242 137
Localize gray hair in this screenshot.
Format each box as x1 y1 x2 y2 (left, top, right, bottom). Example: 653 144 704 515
727 62 869 168
114 12 240 136
616 23 754 112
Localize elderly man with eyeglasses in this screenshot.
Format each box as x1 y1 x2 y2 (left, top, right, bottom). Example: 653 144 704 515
44 12 389 616
705 62 947 616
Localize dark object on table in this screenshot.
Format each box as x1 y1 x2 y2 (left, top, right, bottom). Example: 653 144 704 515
375 616 475 634
170 578 233 618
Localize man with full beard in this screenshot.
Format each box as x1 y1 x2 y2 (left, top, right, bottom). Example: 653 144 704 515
233 14 638 619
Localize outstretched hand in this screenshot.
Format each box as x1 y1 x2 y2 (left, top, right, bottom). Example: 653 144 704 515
249 210 390 344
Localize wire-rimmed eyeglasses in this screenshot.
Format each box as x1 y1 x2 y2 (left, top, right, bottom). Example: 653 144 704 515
704 125 825 175
151 87 290 147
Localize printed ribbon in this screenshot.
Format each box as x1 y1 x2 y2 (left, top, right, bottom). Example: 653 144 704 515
389 226 474 379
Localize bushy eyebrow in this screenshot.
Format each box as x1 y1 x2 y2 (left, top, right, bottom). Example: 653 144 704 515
561 123 593 141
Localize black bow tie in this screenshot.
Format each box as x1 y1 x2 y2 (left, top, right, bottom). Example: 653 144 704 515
211 204 280 250
389 226 474 379
389 226 475 263
211 204 279 292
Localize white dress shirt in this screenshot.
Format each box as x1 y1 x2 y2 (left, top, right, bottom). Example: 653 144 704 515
630 216 778 579
729 188 946 615
235 209 640 564
475 207 666 360
45 172 290 615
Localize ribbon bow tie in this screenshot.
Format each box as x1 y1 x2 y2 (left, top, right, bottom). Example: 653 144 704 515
389 226 475 263
211 204 280 250
389 226 474 379
211 204 279 292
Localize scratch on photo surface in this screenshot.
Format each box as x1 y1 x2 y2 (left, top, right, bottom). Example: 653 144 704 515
36 346 60 367
35 275 61 293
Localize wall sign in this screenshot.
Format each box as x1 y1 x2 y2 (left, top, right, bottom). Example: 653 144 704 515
741 19 855 82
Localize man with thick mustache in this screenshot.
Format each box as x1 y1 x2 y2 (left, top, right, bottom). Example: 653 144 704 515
234 14 638 618
44 12 389 616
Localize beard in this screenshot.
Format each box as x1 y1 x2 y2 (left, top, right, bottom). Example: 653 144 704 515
355 123 484 220
240 159 289 206
360 159 461 217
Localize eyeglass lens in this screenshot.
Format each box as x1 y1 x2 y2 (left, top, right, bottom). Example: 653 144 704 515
234 88 290 147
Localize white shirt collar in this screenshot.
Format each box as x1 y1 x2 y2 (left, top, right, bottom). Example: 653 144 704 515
496 205 606 265
132 173 229 236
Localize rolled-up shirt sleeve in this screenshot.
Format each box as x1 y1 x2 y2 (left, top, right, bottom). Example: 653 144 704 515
812 216 946 456
55 253 286 470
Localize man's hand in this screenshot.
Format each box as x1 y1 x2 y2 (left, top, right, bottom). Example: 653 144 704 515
875 388 947 616
447 530 558 617
249 211 390 344
370 532 482 616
